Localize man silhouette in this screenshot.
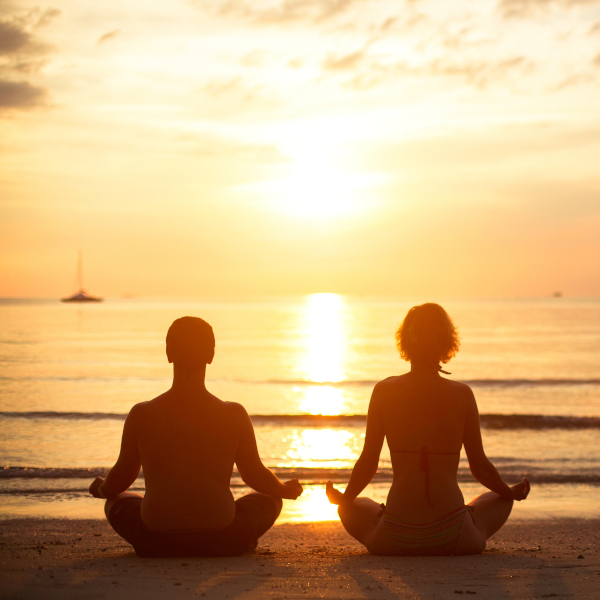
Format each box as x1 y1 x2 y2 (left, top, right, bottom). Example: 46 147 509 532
89 316 302 557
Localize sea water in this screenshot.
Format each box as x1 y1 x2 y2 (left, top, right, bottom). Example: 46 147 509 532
1 295 599 522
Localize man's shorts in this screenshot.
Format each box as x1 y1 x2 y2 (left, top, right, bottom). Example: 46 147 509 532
107 493 281 557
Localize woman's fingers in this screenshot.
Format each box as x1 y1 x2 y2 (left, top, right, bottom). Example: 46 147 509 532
325 481 343 505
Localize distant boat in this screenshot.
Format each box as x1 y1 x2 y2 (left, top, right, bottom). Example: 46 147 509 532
552 291 563 298
61 251 103 303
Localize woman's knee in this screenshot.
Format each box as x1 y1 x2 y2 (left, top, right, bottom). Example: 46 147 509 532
469 493 514 540
337 498 362 521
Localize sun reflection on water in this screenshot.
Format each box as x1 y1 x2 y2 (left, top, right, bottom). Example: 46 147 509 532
285 428 357 468
299 385 345 416
303 293 346 385
289 294 356 521
281 485 342 522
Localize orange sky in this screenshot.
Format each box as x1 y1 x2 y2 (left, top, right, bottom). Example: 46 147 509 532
1 0 600 298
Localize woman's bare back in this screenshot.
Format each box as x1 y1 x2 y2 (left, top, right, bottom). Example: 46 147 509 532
375 371 473 522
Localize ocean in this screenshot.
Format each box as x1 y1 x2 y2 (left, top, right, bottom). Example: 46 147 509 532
1 295 599 523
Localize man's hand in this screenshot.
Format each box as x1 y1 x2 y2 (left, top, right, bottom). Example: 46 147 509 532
511 477 530 501
89 477 106 498
281 478 303 500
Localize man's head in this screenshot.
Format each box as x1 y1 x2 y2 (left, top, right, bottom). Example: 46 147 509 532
166 316 215 371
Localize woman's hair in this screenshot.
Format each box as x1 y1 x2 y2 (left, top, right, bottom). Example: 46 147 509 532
395 303 460 364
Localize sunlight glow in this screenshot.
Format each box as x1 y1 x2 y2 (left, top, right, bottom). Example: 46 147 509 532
285 429 357 468
300 386 346 416
262 123 380 219
281 485 341 522
270 166 364 219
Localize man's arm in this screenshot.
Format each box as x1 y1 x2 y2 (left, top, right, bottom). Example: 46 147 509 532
234 405 302 499
90 406 142 499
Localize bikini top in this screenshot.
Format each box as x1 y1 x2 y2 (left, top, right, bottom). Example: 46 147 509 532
390 445 461 507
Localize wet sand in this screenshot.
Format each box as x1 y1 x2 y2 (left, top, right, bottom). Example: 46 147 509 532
1 518 598 599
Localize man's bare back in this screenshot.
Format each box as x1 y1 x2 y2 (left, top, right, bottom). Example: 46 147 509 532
89 317 302 555
133 391 251 530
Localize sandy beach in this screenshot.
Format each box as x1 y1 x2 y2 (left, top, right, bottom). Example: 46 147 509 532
1 518 598 599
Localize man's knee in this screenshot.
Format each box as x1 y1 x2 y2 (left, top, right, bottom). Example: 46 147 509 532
104 492 142 521
104 498 114 520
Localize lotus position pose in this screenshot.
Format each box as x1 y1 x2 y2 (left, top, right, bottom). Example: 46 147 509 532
89 316 302 557
326 303 530 555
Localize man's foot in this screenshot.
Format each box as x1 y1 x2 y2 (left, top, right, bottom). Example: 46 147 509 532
325 481 344 505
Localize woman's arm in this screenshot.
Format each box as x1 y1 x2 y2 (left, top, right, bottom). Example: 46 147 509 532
463 390 528 500
338 383 386 504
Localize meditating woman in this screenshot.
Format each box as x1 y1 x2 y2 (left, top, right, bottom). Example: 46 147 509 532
326 303 530 555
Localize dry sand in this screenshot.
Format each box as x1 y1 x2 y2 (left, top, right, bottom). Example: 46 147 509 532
1 518 598 599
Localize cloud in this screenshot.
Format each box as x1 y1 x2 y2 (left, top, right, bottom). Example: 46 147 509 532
332 53 531 90
35 8 61 28
181 135 288 162
240 49 267 67
216 0 361 25
321 48 365 71
0 79 46 109
498 0 600 18
554 72 594 88
97 29 121 45
200 75 277 114
0 8 58 112
0 21 31 54
204 76 244 97
594 53 600 66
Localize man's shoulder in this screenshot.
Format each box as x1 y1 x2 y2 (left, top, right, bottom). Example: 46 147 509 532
221 400 249 419
126 393 168 419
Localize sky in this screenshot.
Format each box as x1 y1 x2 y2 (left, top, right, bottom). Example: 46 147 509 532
1 0 600 299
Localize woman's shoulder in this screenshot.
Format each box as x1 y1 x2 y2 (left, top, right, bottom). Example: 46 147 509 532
372 374 412 397
374 375 403 388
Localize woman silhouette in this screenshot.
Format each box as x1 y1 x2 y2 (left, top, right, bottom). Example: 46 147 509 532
326 303 530 555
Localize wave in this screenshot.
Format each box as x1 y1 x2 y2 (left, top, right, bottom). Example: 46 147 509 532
1 376 599 387
2 411 600 429
261 378 600 388
1 466 599 486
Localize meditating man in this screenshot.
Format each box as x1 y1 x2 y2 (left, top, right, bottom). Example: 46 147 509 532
89 316 302 557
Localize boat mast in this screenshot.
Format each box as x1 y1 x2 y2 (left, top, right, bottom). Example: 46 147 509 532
78 249 83 292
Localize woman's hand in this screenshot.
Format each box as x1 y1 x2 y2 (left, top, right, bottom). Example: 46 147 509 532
325 481 345 505
511 477 530 501
89 477 106 498
281 478 303 500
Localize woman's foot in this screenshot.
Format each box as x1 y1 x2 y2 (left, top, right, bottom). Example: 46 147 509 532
325 481 344 505
511 477 530 501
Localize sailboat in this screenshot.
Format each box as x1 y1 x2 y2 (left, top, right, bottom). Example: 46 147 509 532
61 251 103 303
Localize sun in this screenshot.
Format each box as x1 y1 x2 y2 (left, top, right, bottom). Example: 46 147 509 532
274 164 362 219
259 158 365 219
252 120 384 219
